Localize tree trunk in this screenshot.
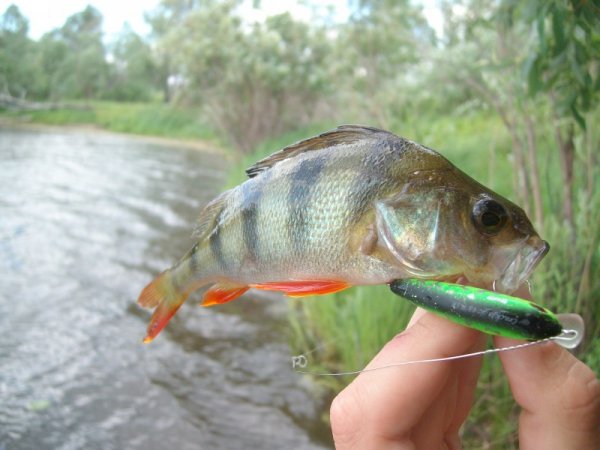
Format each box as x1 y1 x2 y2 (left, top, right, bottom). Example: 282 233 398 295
554 121 575 229
523 112 544 232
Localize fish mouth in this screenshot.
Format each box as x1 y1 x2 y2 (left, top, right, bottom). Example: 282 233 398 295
495 238 550 293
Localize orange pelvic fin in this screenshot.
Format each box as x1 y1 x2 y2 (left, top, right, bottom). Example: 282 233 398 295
201 283 249 307
138 271 188 344
250 280 350 297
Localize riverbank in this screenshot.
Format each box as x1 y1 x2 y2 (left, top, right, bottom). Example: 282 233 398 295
0 101 225 153
0 120 228 156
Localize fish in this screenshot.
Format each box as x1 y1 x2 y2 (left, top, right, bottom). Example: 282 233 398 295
138 125 549 343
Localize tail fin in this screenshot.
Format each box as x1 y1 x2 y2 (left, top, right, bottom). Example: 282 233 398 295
138 271 189 344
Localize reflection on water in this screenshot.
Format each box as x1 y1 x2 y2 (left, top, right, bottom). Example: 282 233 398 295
0 126 330 449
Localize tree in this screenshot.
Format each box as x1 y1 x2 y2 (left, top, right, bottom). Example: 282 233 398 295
36 31 69 100
38 5 109 99
510 0 600 228
108 25 157 101
144 0 205 103
332 0 436 128
0 4 42 98
148 0 334 152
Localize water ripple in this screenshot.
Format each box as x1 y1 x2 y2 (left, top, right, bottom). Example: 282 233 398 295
0 126 330 450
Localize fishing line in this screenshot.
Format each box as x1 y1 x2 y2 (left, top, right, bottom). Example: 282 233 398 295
292 329 579 377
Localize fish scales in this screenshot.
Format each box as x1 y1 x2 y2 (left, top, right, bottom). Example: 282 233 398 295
180 136 407 286
209 204 228 271
138 125 549 342
245 141 396 279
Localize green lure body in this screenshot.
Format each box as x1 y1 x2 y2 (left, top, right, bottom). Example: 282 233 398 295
390 279 562 340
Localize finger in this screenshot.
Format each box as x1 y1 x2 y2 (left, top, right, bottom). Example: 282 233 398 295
406 306 487 438
495 336 600 450
446 333 486 433
411 332 486 449
330 310 481 448
402 311 486 449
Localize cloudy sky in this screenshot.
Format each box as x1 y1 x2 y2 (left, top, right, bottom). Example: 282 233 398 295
1 0 159 39
1 0 443 40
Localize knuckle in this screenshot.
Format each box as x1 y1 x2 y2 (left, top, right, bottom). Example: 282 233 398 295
560 360 600 428
330 388 364 448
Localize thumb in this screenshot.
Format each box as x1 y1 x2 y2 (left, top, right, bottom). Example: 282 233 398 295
495 336 600 450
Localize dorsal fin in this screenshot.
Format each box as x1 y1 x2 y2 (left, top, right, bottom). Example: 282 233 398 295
192 190 230 239
245 125 390 178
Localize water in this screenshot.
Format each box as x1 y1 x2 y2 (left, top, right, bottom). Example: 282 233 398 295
0 126 331 450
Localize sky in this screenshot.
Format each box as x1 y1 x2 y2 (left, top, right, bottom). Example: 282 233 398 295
0 0 158 39
1 0 444 41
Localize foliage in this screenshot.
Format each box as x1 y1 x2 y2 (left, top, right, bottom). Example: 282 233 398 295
106 25 158 102
0 4 163 102
332 0 436 128
512 0 600 128
0 5 40 97
147 0 335 152
42 5 109 99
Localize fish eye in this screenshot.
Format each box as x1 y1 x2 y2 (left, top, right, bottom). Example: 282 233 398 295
472 199 507 235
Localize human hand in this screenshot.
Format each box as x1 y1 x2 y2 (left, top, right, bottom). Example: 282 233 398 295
330 308 485 448
330 308 600 449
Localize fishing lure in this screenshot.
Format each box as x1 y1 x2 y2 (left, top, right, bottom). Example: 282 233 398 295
390 279 562 340
291 280 582 377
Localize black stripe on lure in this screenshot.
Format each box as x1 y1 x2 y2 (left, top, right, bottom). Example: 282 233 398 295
390 279 563 340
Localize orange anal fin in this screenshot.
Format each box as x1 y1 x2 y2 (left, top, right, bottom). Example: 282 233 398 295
201 284 249 307
250 280 350 297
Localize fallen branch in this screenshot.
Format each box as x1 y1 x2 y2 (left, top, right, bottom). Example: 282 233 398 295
0 93 90 111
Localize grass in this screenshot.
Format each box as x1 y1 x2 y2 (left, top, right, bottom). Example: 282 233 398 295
288 285 415 392
0 101 218 142
229 111 599 447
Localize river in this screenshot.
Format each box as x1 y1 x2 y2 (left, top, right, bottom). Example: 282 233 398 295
0 126 331 450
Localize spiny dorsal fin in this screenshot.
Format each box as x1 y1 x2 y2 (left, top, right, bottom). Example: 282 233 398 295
192 190 230 239
245 125 391 178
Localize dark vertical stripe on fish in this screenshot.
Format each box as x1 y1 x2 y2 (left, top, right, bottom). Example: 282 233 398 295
288 156 327 253
387 135 409 158
189 243 200 273
347 138 400 223
209 206 228 271
240 179 263 263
